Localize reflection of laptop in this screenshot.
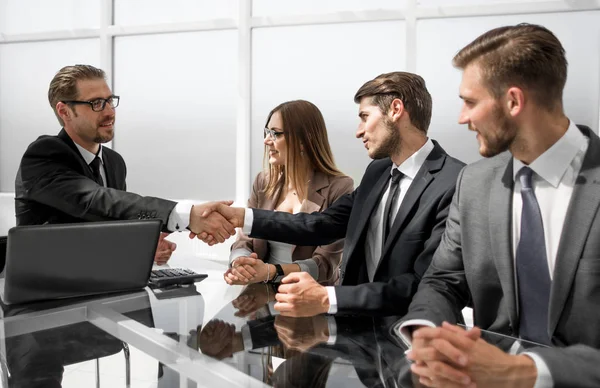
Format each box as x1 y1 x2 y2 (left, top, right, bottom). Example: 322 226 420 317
1 220 161 305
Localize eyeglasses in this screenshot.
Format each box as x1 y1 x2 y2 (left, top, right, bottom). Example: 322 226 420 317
264 127 284 140
62 96 120 112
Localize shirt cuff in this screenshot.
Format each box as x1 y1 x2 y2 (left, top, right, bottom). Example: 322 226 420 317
240 324 253 351
229 248 253 266
267 301 280 316
166 200 194 232
396 319 436 348
326 316 337 345
522 352 554 388
295 258 319 280
326 286 337 314
242 208 253 235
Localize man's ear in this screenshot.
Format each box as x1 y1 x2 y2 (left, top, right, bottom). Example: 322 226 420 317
389 98 405 122
505 87 524 118
56 102 72 123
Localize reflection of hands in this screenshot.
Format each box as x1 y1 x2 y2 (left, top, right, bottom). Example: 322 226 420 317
274 272 329 317
154 232 176 265
188 201 236 244
199 319 236 359
232 283 275 317
224 254 273 285
274 315 329 352
407 323 537 388
191 203 245 245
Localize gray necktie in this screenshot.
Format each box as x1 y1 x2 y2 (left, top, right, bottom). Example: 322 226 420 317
516 167 552 345
89 156 105 187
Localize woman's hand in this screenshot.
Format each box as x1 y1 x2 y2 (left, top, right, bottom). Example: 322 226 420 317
224 253 273 285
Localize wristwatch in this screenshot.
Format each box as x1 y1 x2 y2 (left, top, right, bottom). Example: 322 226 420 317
271 264 285 283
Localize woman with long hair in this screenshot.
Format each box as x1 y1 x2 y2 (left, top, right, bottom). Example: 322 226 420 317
224 100 353 286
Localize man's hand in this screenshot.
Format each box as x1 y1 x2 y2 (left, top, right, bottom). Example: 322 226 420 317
274 272 329 317
154 232 176 265
198 319 236 359
224 254 272 285
232 283 275 317
188 202 245 245
188 202 236 244
274 315 329 352
408 323 537 388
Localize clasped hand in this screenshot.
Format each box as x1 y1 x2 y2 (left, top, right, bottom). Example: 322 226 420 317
224 253 271 285
407 322 537 388
188 202 246 245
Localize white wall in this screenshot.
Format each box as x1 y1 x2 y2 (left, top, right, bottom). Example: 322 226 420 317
1 0 599 198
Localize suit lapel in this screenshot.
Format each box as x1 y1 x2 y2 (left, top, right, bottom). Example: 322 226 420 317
57 129 96 181
488 155 519 330
299 171 327 215
292 172 328 256
101 151 117 188
379 145 445 259
549 129 600 335
343 162 392 264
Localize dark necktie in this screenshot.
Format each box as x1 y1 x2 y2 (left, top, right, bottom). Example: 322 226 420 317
515 167 552 345
382 169 403 244
89 156 105 187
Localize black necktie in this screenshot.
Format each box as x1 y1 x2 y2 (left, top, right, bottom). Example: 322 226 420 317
515 167 552 345
382 169 403 244
89 156 105 187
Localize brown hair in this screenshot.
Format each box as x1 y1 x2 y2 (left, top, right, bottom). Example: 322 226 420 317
48 64 106 126
353 72 432 133
263 100 343 200
453 23 567 112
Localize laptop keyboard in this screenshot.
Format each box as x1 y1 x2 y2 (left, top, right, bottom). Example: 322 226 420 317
148 268 207 288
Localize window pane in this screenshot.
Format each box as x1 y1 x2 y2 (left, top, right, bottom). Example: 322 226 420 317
416 11 600 164
114 0 238 26
252 21 406 186
113 31 237 200
253 0 405 17
0 39 101 192
0 0 100 35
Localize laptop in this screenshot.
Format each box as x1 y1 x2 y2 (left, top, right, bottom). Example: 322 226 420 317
1 219 161 305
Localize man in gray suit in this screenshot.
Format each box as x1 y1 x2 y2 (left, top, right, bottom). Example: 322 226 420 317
397 24 600 387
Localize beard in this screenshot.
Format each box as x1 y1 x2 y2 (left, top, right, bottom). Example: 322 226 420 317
370 117 401 160
478 103 518 158
94 128 114 143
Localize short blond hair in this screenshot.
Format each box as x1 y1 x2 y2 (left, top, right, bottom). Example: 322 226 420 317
48 65 106 126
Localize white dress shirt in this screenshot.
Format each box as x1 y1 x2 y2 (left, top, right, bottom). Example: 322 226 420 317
74 144 192 232
399 119 588 388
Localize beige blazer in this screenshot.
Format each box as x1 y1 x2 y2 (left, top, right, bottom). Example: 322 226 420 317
231 170 354 285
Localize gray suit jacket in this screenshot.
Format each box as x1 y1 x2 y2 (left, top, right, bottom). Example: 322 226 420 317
400 125 600 387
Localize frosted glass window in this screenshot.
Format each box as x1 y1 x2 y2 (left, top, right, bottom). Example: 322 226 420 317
252 21 406 187
418 0 551 5
114 0 238 26
0 39 100 192
253 0 405 17
113 31 237 200
0 0 100 35
416 11 600 165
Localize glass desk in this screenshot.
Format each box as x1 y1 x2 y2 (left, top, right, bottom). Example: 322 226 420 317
0 256 545 388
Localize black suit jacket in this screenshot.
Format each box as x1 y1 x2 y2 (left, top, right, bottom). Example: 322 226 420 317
250 141 465 315
15 129 176 229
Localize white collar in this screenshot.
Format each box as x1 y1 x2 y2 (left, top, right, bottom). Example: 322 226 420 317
74 142 103 166
392 138 435 179
512 119 585 188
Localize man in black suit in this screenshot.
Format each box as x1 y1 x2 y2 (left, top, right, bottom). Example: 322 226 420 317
202 72 465 316
15 64 235 263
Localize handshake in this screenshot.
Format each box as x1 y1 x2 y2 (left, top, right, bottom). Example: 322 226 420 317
188 201 246 244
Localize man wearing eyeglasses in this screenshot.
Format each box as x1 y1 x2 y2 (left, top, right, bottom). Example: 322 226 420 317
14 65 235 264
